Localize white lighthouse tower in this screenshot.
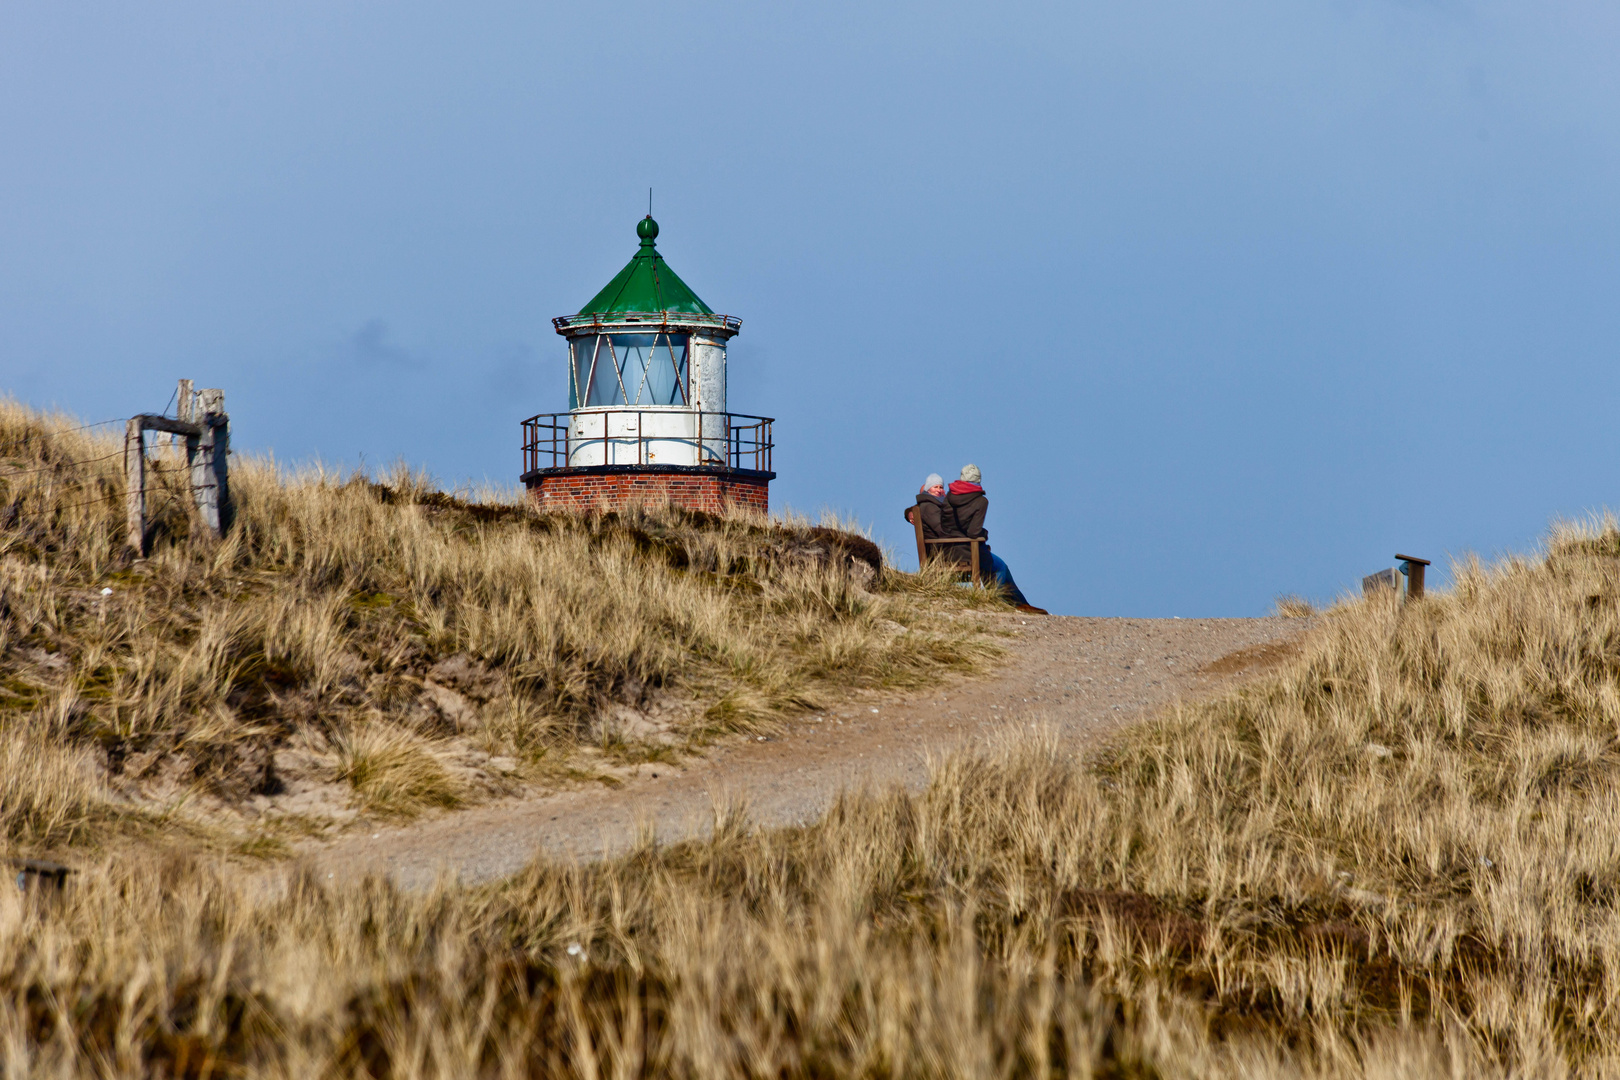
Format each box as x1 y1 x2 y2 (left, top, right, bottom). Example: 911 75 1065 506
521 215 774 513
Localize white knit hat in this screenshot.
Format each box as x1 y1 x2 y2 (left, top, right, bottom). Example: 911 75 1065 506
923 473 944 489
960 463 981 483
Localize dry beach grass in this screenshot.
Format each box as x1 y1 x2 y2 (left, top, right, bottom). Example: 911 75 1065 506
0 402 1001 849
8 400 1620 1075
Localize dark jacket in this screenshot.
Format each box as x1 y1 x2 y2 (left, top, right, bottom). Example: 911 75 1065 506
908 492 951 540
945 486 995 568
908 492 973 566
946 488 989 542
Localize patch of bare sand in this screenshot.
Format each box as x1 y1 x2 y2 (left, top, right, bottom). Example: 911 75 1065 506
308 613 1313 888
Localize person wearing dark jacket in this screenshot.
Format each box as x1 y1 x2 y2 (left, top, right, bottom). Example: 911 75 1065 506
908 474 957 550
946 464 1046 614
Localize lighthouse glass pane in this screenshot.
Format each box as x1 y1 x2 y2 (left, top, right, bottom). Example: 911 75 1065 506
571 332 689 407
569 336 599 409
638 333 689 404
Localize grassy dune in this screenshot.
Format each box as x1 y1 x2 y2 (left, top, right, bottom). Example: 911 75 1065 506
9 398 1620 1076
0 403 1003 848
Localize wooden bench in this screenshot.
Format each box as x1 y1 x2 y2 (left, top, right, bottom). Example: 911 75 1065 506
10 858 72 896
904 507 984 585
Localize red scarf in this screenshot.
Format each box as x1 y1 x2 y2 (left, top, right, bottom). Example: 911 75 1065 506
949 481 983 494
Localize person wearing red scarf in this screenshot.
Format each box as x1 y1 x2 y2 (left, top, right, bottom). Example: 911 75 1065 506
945 465 1046 614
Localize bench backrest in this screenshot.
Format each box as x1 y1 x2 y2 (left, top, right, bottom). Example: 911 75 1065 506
904 505 982 585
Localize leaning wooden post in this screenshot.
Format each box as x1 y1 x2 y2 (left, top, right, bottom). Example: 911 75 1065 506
124 418 146 553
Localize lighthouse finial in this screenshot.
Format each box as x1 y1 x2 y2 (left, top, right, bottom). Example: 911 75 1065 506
638 189 658 244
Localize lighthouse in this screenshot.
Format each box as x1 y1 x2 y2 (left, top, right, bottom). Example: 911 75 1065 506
521 216 774 513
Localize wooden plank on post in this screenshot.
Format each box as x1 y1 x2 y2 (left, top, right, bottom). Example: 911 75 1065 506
124 418 145 553
177 379 194 423
131 415 201 438
1395 554 1430 602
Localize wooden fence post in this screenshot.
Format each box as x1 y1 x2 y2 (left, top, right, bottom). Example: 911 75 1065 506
191 389 230 536
124 419 146 553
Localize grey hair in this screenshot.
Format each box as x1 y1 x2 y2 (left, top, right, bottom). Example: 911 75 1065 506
923 473 944 489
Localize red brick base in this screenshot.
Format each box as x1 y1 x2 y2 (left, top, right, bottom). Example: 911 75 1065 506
524 467 770 514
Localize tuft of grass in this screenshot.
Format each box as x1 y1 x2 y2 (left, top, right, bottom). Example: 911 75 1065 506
335 723 462 816
0 729 114 849
881 555 1019 609
1272 592 1315 617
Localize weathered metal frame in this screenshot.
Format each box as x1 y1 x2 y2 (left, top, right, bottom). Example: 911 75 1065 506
522 410 773 475
554 312 741 335
609 337 631 403
558 312 737 415
571 330 696 409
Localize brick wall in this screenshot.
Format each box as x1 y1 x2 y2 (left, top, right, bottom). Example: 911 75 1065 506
527 469 770 514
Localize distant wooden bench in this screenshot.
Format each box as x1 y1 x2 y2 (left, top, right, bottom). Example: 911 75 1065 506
904 507 984 585
10 858 72 896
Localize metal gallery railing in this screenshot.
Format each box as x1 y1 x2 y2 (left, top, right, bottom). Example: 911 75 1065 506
522 410 773 475
552 312 742 334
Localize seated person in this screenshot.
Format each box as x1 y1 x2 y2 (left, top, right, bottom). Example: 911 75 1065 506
947 464 1046 614
906 473 960 547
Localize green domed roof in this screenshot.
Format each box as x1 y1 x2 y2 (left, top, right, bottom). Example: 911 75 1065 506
578 216 714 316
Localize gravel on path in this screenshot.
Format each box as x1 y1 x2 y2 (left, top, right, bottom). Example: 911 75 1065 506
309 613 1310 888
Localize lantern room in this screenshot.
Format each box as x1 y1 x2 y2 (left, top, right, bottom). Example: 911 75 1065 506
521 216 774 513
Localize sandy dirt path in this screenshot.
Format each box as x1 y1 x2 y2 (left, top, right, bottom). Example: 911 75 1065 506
310 614 1308 888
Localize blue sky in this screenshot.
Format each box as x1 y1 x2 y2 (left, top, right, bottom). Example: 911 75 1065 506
3 1 1617 615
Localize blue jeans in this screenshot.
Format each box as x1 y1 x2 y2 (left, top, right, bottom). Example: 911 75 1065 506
986 552 1030 607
